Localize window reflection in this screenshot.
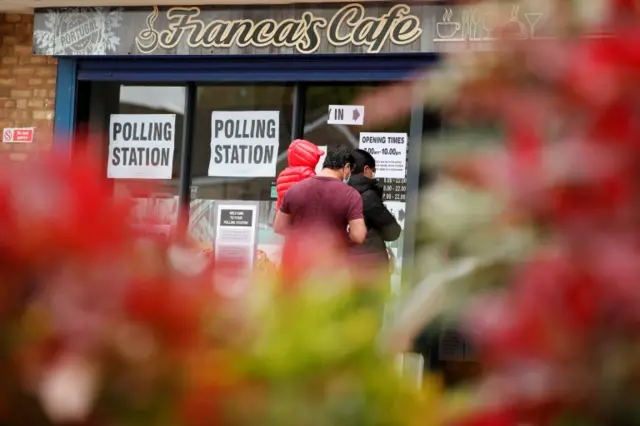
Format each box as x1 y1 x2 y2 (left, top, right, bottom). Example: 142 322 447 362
303 83 411 294
116 86 185 233
85 83 185 233
303 85 371 149
190 85 294 200
189 84 294 252
119 86 186 115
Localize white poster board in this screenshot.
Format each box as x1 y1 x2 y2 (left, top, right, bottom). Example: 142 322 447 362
384 201 406 230
108 114 176 179
359 132 407 179
315 145 327 174
208 111 279 177
214 202 259 271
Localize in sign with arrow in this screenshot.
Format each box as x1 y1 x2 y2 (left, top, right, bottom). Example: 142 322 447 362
327 104 365 126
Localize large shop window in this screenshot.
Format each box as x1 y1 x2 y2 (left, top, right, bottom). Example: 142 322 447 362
303 84 411 293
189 84 294 251
78 81 416 288
80 83 185 233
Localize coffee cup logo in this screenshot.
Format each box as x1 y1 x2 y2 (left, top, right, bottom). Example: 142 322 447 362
436 9 461 39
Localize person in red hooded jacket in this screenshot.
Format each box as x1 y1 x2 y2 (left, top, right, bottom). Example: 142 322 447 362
275 139 323 211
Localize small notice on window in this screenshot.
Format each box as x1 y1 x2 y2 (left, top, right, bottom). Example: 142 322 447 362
384 201 406 230
359 132 407 179
214 203 259 271
208 111 279 178
315 145 327 174
108 114 176 180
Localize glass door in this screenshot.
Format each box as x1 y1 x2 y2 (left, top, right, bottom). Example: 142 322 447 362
303 84 411 292
187 84 295 255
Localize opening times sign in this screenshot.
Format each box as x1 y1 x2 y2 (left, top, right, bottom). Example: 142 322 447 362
382 179 407 202
359 132 408 179
208 111 279 178
108 114 176 179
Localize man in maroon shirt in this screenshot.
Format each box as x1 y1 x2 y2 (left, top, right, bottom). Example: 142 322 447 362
274 145 367 285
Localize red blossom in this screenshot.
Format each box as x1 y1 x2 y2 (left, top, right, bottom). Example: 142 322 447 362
179 385 223 426
454 408 518 426
124 278 205 349
0 152 132 263
279 226 353 292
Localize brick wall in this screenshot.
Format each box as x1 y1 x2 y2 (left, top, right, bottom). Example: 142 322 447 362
0 13 56 160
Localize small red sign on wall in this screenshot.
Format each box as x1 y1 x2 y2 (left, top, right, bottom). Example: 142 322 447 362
3 128 34 143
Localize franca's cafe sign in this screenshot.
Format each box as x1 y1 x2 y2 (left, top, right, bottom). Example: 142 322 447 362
135 4 423 54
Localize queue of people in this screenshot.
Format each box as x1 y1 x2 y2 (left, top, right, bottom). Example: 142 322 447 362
274 141 401 287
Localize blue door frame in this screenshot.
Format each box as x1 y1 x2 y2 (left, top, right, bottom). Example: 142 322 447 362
53 53 438 288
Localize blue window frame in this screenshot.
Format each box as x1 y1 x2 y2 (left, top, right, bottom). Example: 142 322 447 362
53 53 439 290
74 53 439 82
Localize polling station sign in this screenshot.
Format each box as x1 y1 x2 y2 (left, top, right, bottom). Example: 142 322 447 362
108 114 176 179
208 111 279 177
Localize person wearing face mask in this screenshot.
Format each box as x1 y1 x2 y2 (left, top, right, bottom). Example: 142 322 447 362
347 149 401 283
274 145 367 286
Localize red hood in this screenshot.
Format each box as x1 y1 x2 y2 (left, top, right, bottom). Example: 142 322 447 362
288 139 323 168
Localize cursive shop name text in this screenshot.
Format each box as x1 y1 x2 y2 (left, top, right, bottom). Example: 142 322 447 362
135 3 423 54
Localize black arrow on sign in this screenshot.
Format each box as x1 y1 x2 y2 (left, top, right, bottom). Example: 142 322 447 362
352 108 360 122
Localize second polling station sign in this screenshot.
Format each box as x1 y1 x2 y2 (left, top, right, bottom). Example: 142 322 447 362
208 111 279 177
108 114 176 179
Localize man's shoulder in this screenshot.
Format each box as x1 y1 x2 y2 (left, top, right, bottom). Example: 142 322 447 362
343 184 361 197
320 179 359 195
288 176 357 197
284 176 316 199
288 176 315 192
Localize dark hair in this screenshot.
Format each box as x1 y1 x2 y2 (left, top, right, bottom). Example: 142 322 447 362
322 145 355 170
351 149 376 174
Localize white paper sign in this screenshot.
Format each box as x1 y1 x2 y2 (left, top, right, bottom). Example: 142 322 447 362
315 145 327 174
395 353 425 390
328 105 364 126
359 132 407 179
108 114 176 180
208 111 279 177
384 201 406 230
214 203 258 271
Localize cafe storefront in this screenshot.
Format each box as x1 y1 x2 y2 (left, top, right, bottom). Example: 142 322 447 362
36 1 545 293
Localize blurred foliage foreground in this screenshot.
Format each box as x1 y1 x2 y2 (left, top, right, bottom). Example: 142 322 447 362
0 153 424 426
361 0 640 425
7 0 640 425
